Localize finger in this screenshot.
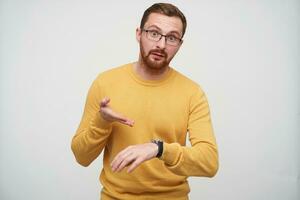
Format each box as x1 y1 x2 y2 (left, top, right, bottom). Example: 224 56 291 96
100 98 110 107
117 118 135 127
115 153 136 172
108 111 135 127
113 115 134 127
100 97 110 107
127 158 144 173
111 147 133 171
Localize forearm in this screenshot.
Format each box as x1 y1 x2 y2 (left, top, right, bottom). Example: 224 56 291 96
162 86 219 177
71 112 112 166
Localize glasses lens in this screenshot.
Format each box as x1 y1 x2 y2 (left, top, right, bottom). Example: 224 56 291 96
147 30 160 41
166 38 179 46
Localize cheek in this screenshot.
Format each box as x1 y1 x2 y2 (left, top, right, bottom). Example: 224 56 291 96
140 39 152 53
166 48 179 58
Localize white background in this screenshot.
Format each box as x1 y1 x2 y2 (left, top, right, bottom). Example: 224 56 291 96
0 0 299 199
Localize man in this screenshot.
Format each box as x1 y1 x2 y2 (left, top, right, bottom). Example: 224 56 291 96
71 3 218 200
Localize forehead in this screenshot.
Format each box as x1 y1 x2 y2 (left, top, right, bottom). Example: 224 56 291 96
144 13 183 35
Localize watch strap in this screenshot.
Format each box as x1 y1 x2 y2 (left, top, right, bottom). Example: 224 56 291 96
151 139 163 158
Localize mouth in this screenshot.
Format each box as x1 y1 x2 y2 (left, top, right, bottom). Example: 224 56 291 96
149 51 166 60
151 52 164 57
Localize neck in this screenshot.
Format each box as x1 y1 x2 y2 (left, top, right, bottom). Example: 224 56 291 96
133 59 170 81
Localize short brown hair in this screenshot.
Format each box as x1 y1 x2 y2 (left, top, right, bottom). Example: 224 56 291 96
140 3 187 38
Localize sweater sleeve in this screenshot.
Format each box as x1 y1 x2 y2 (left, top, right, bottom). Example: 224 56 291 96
71 77 112 167
160 87 219 177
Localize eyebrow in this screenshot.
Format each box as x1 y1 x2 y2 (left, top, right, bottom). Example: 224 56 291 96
146 25 182 37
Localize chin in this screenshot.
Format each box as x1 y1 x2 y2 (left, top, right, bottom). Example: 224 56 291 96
145 57 168 69
147 61 167 70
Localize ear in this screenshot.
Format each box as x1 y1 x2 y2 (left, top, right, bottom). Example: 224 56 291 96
179 39 184 46
174 40 184 53
136 27 142 43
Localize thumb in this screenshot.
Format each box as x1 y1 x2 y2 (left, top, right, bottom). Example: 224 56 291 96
100 97 110 107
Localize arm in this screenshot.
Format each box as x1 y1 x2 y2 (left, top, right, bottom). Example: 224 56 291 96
160 87 219 177
71 79 112 167
71 78 134 167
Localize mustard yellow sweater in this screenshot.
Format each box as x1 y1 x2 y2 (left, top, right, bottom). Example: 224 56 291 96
71 63 218 200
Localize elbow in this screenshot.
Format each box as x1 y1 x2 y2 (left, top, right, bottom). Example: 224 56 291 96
200 147 219 178
206 153 219 178
207 161 219 177
74 157 92 167
71 140 92 167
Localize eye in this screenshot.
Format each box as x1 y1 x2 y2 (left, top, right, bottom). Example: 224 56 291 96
149 31 160 37
167 35 177 42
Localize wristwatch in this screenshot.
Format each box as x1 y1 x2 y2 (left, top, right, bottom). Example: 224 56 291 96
151 139 163 158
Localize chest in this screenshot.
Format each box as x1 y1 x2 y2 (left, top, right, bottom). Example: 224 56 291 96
106 84 190 143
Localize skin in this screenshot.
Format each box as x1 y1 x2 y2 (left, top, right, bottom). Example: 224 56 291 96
100 13 184 173
134 13 183 80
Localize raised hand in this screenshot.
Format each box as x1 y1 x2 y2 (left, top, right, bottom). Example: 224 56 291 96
99 97 134 127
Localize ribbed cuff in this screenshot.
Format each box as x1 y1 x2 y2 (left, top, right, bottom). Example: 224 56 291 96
160 142 181 165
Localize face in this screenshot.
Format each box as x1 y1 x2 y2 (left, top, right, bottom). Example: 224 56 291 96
136 13 183 70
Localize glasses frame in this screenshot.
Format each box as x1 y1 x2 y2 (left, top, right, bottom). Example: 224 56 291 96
141 28 183 46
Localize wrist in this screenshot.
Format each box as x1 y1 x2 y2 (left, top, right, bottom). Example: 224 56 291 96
151 139 163 158
94 112 113 129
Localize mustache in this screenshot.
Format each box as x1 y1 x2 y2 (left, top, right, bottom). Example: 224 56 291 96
148 49 167 57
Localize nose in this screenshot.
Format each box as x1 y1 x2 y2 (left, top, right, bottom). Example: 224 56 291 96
156 36 166 49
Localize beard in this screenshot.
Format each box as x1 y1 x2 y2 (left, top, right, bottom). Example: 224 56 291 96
140 42 170 70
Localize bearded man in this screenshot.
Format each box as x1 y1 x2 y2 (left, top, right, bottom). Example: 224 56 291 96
71 3 219 200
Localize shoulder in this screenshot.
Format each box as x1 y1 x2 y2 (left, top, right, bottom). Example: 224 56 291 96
171 68 205 95
96 63 128 80
93 63 130 85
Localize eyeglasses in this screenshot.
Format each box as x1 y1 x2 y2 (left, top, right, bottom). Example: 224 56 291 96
142 29 182 46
